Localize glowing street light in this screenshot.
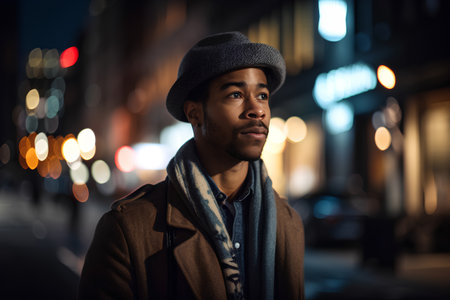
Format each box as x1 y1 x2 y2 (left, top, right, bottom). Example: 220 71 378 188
377 65 396 89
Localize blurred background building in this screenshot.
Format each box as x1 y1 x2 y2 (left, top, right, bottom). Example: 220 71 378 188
0 0 449 299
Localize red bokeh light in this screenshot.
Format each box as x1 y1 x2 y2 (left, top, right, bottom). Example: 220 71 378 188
115 146 135 172
60 46 79 68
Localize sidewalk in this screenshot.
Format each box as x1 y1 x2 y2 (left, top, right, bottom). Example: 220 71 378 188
0 188 108 300
1 188 450 300
305 249 450 300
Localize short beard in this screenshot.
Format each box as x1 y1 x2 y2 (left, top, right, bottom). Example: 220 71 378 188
203 107 267 162
226 146 261 162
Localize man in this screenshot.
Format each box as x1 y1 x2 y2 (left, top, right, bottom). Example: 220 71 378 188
78 31 304 300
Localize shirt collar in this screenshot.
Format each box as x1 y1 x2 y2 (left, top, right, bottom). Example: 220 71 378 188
205 167 254 204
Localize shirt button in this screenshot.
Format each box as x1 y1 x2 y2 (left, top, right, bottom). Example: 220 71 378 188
234 242 241 249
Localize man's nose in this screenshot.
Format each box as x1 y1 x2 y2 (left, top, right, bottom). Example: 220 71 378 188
245 98 266 119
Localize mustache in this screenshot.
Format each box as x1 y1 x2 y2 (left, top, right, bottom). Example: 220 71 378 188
236 120 268 132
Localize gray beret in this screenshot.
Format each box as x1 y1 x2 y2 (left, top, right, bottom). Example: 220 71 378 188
166 31 286 122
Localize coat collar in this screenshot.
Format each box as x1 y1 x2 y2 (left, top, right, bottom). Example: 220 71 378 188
166 181 228 300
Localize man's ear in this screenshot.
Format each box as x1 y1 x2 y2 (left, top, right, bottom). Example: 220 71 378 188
184 100 203 127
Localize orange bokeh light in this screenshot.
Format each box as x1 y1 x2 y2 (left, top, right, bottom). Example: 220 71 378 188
19 154 28 169
19 136 31 158
25 148 38 170
37 159 49 177
47 135 55 154
29 132 37 146
54 136 65 160
377 65 396 89
49 156 62 179
73 183 89 202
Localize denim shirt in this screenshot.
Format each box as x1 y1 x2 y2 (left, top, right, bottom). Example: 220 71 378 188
205 171 253 296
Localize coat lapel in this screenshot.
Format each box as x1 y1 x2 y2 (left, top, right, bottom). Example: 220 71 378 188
166 183 227 300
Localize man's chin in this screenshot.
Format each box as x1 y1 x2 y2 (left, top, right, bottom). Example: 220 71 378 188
227 147 263 162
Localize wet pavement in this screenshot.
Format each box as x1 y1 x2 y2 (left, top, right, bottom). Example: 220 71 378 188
1 188 450 300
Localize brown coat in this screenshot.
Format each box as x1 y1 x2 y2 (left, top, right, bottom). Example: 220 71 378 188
78 179 304 300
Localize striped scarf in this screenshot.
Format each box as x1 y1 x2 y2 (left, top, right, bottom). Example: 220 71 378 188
166 139 277 299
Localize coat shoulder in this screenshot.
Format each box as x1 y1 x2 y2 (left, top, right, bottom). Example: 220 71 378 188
111 180 167 213
274 190 303 228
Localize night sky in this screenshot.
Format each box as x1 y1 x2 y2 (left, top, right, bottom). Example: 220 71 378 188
19 0 90 62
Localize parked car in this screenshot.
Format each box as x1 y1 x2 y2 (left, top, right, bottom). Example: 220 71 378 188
290 192 365 248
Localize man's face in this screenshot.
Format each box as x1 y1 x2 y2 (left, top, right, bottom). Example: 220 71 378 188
196 68 271 162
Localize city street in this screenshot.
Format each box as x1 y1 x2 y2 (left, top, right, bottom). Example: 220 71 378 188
1 1 450 299
1 186 450 300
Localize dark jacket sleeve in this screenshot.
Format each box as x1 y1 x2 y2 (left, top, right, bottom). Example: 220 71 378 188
77 211 134 299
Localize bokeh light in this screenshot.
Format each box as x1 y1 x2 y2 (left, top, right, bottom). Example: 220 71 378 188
67 156 82 170
25 148 38 170
19 153 28 169
318 0 348 42
35 98 47 119
70 163 89 184
35 132 49 161
80 146 96 160
264 117 287 154
62 137 80 163
289 166 316 197
313 63 377 109
19 136 31 159
268 117 286 143
377 65 396 89
37 159 49 177
48 156 62 179
77 128 96 160
285 116 307 143
115 146 135 172
43 49 60 78
29 132 37 145
25 115 38 133
375 126 391 151
45 95 60 118
51 77 66 93
60 47 79 68
72 183 89 202
325 102 354 134
0 143 11 165
28 48 43 68
53 136 64 160
45 116 59 134
160 122 193 153
134 143 172 170
26 89 40 110
384 97 402 127
371 111 386 129
91 160 111 184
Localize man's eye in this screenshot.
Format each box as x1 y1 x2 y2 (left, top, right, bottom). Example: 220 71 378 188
258 93 269 100
229 92 242 98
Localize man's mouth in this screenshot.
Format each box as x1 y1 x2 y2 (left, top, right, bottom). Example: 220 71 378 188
240 126 268 139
